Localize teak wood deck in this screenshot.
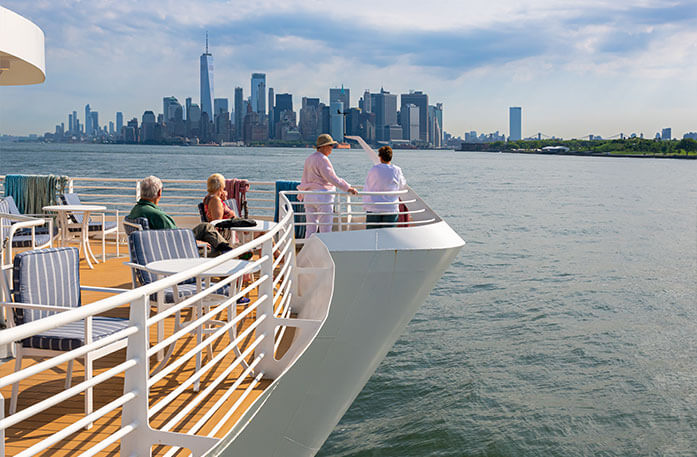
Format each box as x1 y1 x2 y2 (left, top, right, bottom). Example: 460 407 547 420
1 240 278 457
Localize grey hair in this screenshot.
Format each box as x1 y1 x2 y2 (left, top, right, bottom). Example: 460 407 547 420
140 175 163 200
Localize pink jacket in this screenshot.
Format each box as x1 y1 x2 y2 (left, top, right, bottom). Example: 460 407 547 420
297 151 351 193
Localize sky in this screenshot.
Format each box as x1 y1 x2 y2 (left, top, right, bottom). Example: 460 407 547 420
1 0 696 139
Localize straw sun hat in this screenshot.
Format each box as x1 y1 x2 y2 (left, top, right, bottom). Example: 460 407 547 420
316 134 338 148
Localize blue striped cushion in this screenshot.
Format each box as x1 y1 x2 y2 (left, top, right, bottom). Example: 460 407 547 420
128 229 199 286
12 247 81 325
11 233 52 248
67 221 117 232
21 316 130 351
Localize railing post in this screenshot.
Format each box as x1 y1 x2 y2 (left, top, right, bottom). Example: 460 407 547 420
68 178 74 193
255 238 277 377
120 295 152 457
1 394 5 457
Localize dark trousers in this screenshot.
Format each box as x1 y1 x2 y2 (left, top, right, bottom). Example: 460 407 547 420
192 223 229 254
366 213 399 230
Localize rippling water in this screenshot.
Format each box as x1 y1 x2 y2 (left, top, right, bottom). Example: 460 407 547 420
2 143 696 456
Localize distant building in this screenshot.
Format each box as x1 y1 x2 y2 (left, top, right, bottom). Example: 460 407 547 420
108 121 114 135
116 112 123 136
400 91 428 143
124 118 138 143
163 96 181 122
371 89 398 142
274 93 295 139
401 103 419 142
684 132 697 140
213 98 228 117
251 73 266 114
200 35 214 120
299 97 321 141
661 128 672 140
85 104 92 136
90 111 99 135
140 110 159 143
330 101 344 142
509 107 522 141
330 87 350 110
268 87 275 138
428 104 443 147
234 87 243 141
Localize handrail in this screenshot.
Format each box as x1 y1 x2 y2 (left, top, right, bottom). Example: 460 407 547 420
0 194 313 457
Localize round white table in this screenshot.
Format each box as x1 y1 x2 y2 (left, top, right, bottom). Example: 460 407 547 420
144 257 257 388
43 204 106 269
209 219 277 244
145 257 253 277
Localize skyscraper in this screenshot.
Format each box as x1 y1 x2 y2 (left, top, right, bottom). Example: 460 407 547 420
268 87 275 138
163 96 180 121
85 104 92 135
371 89 397 142
661 128 672 140
200 33 214 120
234 87 243 140
330 101 344 142
213 98 228 117
90 111 99 135
330 87 350 110
116 112 123 135
401 104 419 142
509 107 522 141
251 73 266 114
400 91 428 143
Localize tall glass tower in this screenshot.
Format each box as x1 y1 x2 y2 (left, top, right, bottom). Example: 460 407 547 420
251 73 266 114
200 33 214 120
509 106 522 141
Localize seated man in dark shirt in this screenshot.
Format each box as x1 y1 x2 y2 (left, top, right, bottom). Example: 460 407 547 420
128 175 232 256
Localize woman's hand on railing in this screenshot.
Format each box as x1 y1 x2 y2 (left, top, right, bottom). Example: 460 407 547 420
347 186 358 195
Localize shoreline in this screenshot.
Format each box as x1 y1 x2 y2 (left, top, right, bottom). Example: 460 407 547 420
462 149 697 160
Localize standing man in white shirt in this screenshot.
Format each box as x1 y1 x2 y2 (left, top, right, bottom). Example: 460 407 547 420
363 146 407 229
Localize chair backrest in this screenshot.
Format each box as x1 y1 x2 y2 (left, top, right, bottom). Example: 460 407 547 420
0 198 13 243
123 216 150 235
197 202 208 222
128 229 199 286
60 193 86 224
12 247 81 325
0 196 21 215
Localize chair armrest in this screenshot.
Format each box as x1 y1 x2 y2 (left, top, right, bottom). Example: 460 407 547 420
80 285 130 293
123 261 150 272
0 302 72 312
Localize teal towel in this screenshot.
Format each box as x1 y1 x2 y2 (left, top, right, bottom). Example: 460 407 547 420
4 174 69 214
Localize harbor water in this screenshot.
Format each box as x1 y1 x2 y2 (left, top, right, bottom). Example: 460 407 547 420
1 143 696 456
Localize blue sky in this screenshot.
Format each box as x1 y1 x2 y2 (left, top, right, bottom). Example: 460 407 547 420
1 0 696 138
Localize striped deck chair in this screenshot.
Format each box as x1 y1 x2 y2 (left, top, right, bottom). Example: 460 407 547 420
2 247 129 419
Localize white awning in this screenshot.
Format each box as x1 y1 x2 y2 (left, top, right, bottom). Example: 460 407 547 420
0 6 45 85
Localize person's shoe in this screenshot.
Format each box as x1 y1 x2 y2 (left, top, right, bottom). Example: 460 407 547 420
239 251 253 260
237 296 251 304
216 243 233 254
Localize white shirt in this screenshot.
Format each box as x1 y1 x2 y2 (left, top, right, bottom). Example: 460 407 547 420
362 163 407 213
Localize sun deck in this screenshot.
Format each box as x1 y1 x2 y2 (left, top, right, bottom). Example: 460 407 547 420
1 242 274 456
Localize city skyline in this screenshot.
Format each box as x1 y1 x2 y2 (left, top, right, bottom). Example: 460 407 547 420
0 1 695 138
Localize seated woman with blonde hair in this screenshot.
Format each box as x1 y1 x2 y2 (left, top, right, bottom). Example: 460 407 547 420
203 173 235 222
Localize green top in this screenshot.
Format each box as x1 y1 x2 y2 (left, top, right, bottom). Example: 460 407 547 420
128 199 177 230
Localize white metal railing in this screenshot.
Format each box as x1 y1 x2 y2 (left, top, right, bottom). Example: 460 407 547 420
67 177 277 218
0 196 324 457
279 187 439 242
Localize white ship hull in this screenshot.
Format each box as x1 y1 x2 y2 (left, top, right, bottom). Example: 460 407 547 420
214 221 464 456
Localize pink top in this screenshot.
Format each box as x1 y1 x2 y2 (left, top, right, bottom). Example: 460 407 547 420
297 151 351 192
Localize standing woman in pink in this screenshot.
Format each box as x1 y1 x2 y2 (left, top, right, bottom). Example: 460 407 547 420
298 134 358 238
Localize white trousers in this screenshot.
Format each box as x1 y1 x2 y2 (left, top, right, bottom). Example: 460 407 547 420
304 193 334 238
